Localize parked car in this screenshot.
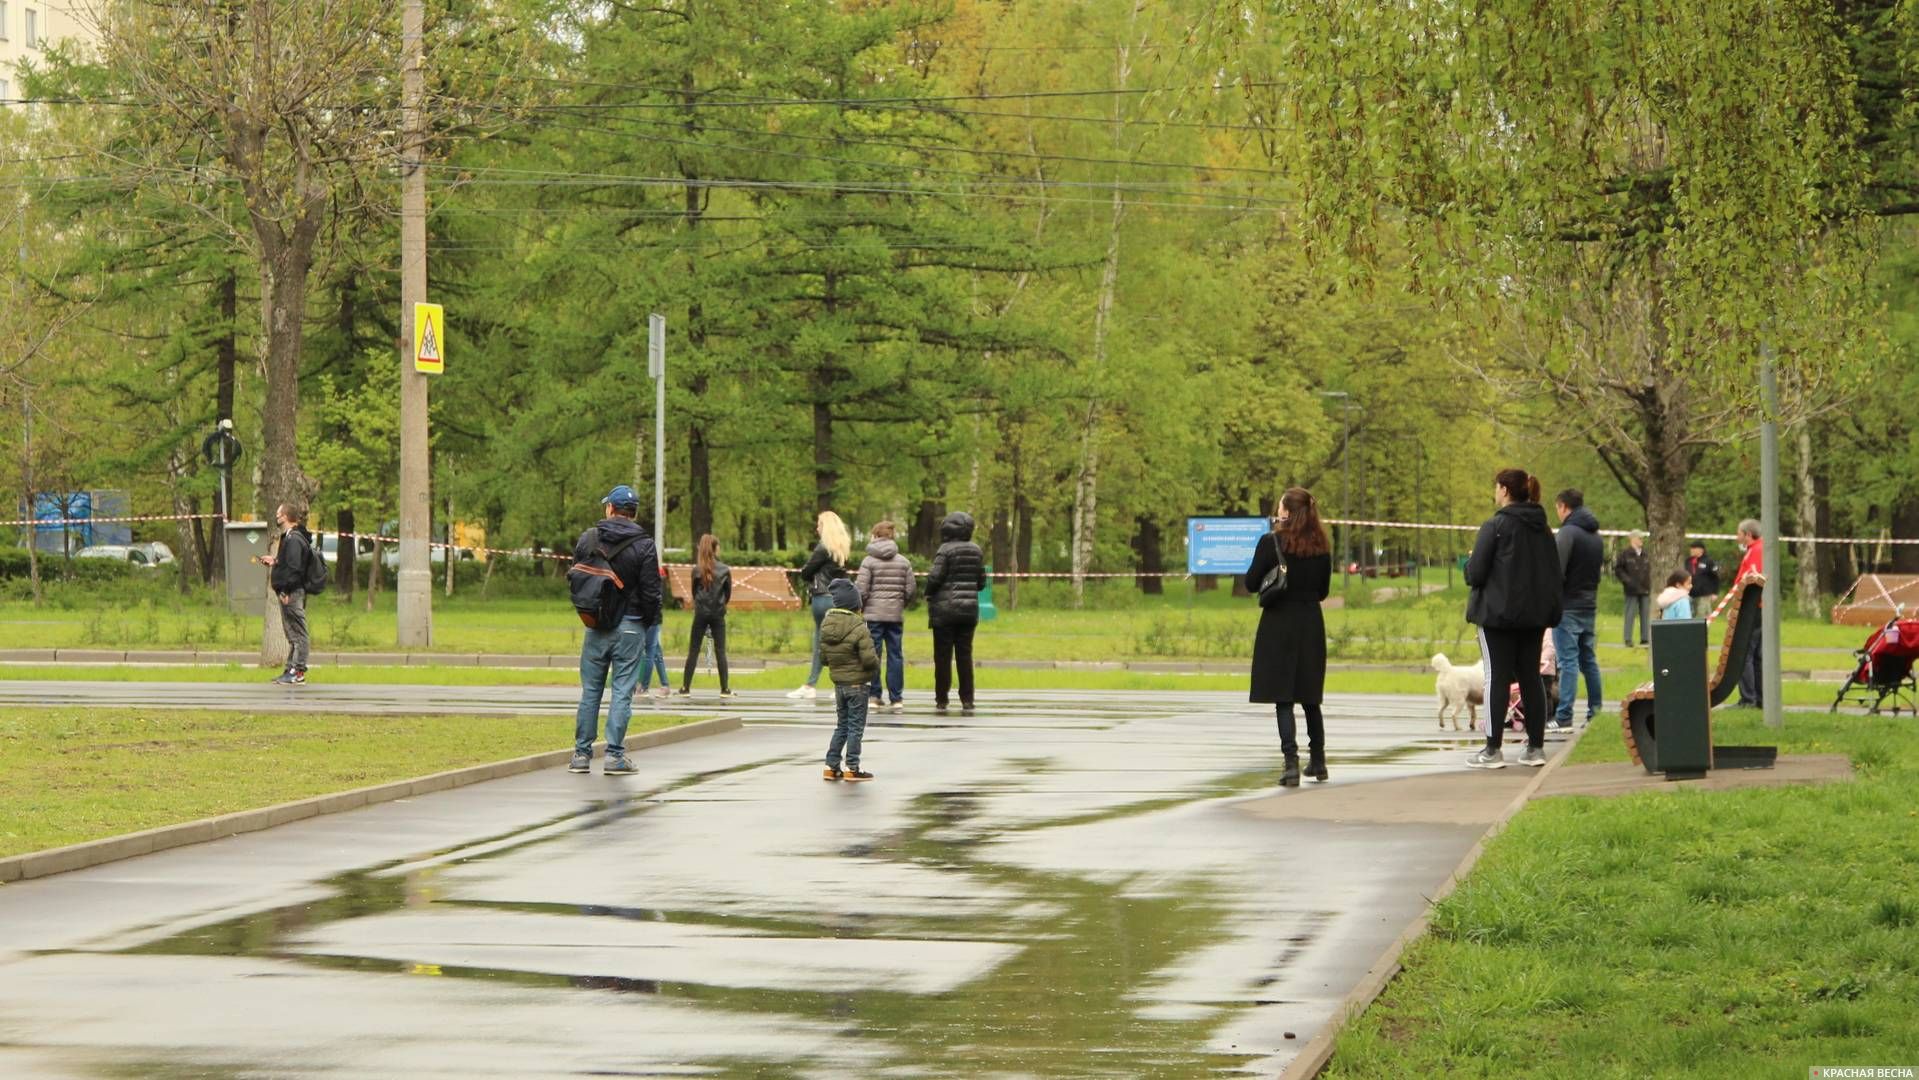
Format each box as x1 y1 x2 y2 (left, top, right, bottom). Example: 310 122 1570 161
74 543 171 568
317 533 377 562
134 541 176 566
377 521 474 570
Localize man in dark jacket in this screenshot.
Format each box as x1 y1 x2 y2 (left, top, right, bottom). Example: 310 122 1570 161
569 485 662 776
1685 540 1721 617
1552 489 1605 729
924 511 986 712
1612 531 1652 647
262 502 315 685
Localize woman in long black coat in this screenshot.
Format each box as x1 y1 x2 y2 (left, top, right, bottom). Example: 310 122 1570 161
1246 486 1334 787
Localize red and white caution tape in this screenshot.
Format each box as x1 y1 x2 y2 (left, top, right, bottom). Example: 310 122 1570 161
1322 517 1919 544
0 512 223 529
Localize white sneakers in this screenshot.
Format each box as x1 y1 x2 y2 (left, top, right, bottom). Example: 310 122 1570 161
786 684 818 700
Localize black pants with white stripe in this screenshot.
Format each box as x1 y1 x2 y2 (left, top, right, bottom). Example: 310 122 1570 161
1478 625 1546 752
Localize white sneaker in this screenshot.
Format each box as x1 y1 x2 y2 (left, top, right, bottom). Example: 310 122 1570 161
654 686 672 700
786 685 817 700
889 701 904 714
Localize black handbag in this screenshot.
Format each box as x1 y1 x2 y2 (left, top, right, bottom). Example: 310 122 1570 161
1257 533 1289 608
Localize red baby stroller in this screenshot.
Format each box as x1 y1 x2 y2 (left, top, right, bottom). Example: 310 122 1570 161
1829 616 1919 715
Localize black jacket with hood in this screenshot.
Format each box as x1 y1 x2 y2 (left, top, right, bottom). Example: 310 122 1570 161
924 511 986 628
270 525 315 595
1555 505 1605 613
1465 502 1564 631
571 516 662 626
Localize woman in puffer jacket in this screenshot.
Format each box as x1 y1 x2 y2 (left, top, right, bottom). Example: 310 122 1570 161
855 521 917 712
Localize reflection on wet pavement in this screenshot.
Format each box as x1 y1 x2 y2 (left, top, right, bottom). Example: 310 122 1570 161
0 690 1493 1076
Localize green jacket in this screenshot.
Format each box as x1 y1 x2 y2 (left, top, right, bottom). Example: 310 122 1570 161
819 607 880 686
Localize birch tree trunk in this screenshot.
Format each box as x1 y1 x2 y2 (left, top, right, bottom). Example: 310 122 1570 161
1069 8 1142 606
1795 424 1821 616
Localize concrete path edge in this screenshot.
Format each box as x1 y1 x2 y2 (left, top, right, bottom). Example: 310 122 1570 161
1277 723 1593 1080
0 714 744 885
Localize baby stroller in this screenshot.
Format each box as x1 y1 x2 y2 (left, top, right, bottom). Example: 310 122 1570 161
1829 615 1919 715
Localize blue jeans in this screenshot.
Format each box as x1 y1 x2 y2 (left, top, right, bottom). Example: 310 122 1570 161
575 619 646 756
1553 609 1602 724
804 593 831 686
826 685 869 770
866 620 905 703
636 621 671 690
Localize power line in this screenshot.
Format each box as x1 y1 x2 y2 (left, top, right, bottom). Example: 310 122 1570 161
438 106 1283 203
442 98 1288 178
425 167 1281 212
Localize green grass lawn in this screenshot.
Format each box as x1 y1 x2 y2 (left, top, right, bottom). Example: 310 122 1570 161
0 709 698 859
1324 708 1919 1078
0 579 1875 665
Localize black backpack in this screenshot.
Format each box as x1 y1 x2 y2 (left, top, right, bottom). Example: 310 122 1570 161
568 531 644 629
296 530 327 594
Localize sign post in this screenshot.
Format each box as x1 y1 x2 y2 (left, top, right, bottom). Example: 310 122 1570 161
648 313 665 551
413 302 445 375
1186 516 1271 577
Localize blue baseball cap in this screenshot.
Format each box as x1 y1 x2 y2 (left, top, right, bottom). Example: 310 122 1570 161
603 485 639 511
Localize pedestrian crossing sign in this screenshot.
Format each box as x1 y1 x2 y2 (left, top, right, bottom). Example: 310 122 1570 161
413 302 445 375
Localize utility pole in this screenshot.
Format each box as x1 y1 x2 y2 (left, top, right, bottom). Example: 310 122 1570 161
1759 342 1783 730
396 0 432 646
649 313 666 551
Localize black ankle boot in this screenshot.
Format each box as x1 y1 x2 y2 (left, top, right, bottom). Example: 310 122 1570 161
1306 748 1328 782
1280 754 1301 787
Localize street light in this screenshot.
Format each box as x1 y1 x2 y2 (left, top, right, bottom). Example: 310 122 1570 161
1319 391 1353 586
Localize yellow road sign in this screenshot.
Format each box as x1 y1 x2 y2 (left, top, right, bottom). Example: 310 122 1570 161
413 302 445 375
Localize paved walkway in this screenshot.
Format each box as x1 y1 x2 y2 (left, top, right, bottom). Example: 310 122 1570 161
0 689 1555 1077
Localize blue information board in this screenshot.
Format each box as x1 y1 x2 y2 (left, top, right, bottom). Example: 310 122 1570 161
1186 516 1271 575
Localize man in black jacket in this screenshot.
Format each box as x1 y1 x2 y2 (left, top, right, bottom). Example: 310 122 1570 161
1552 489 1605 729
1613 531 1652 647
924 511 986 712
1685 540 1721 617
569 485 662 776
261 503 315 685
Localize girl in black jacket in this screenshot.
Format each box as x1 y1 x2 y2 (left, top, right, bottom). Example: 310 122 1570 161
679 534 734 697
1246 487 1333 786
1463 468 1563 769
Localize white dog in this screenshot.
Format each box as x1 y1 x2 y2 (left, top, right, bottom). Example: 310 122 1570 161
1431 653 1485 731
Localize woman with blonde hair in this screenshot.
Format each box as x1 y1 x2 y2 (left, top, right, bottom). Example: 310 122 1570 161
787 510 852 699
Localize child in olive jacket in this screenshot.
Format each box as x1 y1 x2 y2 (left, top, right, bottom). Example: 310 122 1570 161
820 578 882 781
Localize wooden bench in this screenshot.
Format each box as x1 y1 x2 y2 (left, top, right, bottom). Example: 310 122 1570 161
1620 573 1770 774
663 565 802 611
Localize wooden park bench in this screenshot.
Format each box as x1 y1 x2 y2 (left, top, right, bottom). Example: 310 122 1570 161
663 564 802 612
1619 572 1774 775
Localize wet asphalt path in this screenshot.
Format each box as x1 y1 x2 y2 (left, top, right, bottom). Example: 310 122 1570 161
0 687 1518 1077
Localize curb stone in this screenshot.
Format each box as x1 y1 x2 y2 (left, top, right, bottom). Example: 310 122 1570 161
0 714 743 885
1276 721 1591 1079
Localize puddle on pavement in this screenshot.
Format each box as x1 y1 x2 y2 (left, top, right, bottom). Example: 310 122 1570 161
78 746 1333 1076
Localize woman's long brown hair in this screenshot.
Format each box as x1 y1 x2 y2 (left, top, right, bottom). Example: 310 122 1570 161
696 534 719 589
1277 487 1330 556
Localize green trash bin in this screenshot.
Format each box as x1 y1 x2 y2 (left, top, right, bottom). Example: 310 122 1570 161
1650 619 1710 778
978 565 997 621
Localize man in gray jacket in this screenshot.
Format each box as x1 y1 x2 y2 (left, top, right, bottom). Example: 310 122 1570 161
855 521 917 712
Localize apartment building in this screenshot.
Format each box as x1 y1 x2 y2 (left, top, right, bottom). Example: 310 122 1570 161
0 2 94 102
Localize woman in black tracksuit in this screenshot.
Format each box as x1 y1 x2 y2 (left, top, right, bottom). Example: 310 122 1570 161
1463 468 1563 769
679 533 734 697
